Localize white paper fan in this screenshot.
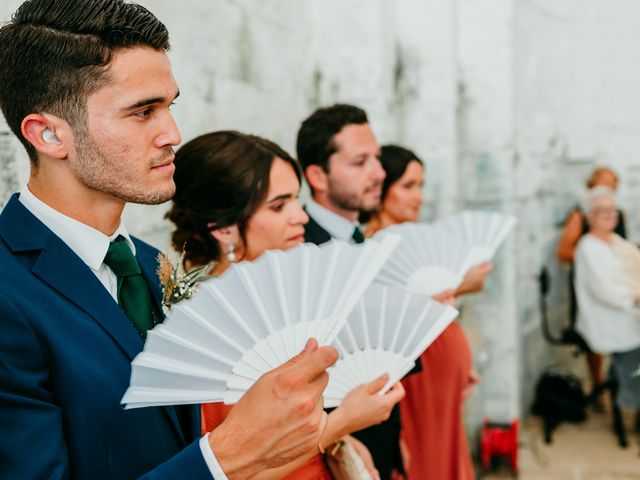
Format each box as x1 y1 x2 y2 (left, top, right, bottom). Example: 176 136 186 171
323 284 458 408
121 235 400 408
373 223 476 295
434 210 516 264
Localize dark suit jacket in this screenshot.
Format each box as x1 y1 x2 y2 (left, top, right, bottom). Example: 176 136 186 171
302 211 333 245
0 194 212 479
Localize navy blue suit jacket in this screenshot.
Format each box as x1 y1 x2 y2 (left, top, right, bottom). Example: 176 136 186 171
0 194 213 479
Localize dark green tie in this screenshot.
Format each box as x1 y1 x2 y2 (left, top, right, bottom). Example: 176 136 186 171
351 226 365 244
103 236 153 338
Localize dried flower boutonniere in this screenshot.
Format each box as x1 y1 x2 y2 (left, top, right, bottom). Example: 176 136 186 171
156 249 213 308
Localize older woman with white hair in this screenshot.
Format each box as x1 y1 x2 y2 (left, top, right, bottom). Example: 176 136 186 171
575 186 640 409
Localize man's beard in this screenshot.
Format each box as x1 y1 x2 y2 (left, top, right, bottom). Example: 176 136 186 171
72 129 175 205
327 177 380 213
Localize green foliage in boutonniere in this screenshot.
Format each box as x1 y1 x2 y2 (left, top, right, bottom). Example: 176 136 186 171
156 249 213 308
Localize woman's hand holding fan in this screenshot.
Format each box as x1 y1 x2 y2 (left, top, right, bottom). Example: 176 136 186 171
328 373 405 437
455 262 494 296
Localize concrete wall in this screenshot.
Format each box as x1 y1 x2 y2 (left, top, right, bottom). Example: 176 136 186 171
3 0 640 461
513 0 640 419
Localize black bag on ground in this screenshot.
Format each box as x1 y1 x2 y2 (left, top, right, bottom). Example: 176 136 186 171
531 368 587 443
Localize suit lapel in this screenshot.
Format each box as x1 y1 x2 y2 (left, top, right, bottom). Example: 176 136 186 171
0 195 188 445
1 195 144 360
134 238 164 319
31 234 145 360
303 209 333 246
132 240 191 444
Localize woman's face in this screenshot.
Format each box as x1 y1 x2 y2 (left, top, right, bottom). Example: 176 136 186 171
244 158 308 260
380 160 425 223
588 195 618 234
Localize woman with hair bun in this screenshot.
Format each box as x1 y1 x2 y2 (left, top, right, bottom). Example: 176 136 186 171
167 131 404 480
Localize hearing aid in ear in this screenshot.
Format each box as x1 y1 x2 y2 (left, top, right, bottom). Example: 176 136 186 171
42 129 62 145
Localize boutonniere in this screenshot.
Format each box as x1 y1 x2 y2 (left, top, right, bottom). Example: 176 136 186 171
156 248 213 308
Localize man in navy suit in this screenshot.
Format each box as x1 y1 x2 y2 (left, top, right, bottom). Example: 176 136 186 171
0 1 337 478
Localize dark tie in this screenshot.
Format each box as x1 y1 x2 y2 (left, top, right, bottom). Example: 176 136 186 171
103 236 154 338
351 226 365 244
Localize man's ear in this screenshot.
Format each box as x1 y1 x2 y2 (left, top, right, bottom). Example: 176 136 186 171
21 113 70 160
209 224 241 247
305 164 329 194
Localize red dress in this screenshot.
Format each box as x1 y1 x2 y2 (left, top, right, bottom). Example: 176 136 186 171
400 321 474 480
201 403 331 480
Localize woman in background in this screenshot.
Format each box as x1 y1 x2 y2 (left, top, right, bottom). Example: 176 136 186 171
557 167 627 394
365 145 492 480
574 186 640 412
167 131 404 480
557 167 626 262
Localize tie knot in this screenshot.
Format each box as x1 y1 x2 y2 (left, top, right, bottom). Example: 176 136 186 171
104 236 141 277
351 226 365 244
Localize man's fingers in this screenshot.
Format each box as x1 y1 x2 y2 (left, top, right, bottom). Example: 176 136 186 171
304 337 318 353
292 344 338 381
307 366 330 395
284 338 318 367
364 373 389 394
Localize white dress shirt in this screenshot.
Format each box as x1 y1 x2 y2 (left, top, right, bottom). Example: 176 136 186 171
575 233 640 354
18 186 227 479
306 197 362 242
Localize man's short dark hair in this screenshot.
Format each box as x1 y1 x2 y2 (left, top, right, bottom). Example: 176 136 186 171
296 104 368 174
0 0 170 164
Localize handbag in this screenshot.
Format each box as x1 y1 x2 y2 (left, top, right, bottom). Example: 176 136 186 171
531 368 587 443
322 438 372 480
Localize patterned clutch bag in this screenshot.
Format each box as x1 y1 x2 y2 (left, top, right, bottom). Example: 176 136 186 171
323 438 372 480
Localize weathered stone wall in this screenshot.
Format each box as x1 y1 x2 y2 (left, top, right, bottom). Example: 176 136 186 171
3 0 640 461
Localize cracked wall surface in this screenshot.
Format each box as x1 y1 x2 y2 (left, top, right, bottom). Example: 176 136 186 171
2 0 640 452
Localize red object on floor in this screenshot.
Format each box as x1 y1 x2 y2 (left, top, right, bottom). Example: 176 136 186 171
480 418 519 473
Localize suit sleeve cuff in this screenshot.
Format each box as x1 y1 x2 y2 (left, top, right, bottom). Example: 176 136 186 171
199 434 229 479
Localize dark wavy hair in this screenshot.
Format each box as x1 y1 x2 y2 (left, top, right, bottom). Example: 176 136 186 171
0 0 169 164
296 104 368 177
359 144 424 223
166 131 301 267
379 145 424 200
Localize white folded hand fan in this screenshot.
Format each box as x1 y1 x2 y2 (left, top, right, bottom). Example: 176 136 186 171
433 210 516 265
373 223 476 295
323 284 458 408
121 235 400 408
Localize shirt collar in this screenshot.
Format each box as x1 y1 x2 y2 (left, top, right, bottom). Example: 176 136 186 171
306 197 359 242
19 185 136 271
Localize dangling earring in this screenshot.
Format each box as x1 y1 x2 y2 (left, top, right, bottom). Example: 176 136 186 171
226 242 237 262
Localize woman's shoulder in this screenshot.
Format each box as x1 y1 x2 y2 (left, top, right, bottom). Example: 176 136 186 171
576 234 610 256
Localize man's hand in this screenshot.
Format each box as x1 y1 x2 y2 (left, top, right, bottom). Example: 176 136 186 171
455 262 493 296
209 338 338 479
329 374 405 438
